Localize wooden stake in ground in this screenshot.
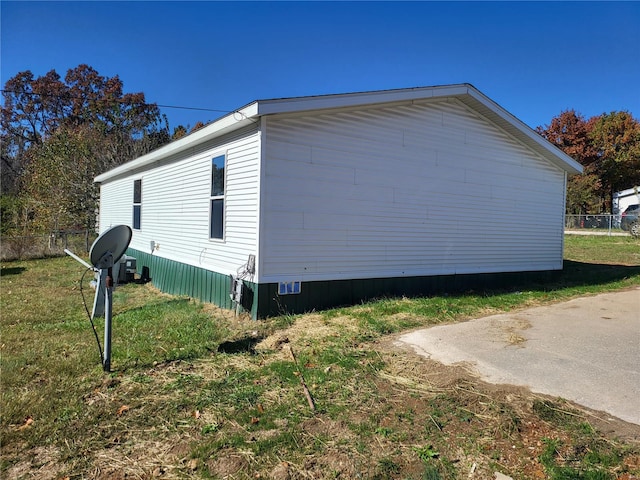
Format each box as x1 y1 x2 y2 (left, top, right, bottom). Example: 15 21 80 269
286 345 316 411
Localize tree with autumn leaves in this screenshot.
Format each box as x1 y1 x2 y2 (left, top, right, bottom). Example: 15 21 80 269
2 66 639 235
537 110 640 214
2 65 215 236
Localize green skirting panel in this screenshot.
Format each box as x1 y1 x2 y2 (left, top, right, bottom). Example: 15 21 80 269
127 248 238 311
254 270 559 319
127 248 558 319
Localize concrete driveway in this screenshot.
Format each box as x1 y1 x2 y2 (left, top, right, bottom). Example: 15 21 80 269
396 288 640 425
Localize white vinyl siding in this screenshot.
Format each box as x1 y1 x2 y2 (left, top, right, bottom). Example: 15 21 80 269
99 130 261 276
99 181 133 233
260 98 565 282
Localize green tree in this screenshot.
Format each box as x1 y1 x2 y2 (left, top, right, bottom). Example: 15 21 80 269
1 64 171 234
24 126 99 233
565 167 602 214
0 194 27 235
588 111 640 211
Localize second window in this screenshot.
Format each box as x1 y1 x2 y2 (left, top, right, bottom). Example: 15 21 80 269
210 155 225 239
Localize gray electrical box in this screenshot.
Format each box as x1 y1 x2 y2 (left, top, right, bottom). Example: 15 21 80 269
117 255 137 283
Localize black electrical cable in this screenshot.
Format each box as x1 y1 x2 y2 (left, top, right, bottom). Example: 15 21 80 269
1 88 233 114
1 88 261 129
79 267 104 366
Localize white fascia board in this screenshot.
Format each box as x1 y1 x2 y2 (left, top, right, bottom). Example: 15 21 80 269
94 102 259 183
255 84 470 116
462 87 583 175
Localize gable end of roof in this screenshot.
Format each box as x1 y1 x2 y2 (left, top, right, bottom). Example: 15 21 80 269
95 84 582 184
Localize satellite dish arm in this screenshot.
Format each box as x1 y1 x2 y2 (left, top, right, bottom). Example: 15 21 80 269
64 248 96 271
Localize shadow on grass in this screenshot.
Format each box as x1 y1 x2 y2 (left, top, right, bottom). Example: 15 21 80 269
551 260 640 290
217 335 265 355
0 266 26 276
337 261 640 317
450 261 640 297
461 261 640 300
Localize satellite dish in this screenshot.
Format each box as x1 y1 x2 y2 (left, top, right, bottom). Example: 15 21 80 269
90 225 132 269
89 225 132 319
65 225 132 372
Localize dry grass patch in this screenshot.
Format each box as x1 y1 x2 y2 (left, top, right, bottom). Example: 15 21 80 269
3 239 640 479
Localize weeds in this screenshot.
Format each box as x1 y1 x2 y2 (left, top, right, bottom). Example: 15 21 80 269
540 438 615 480
534 399 581 426
413 445 440 462
377 457 401 476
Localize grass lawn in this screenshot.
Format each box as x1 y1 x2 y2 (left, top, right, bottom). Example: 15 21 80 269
1 235 639 479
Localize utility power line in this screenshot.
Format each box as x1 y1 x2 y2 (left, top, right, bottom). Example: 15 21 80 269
0 88 233 115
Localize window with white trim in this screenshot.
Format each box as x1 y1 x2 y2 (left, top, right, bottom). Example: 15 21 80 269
133 179 142 230
210 155 225 239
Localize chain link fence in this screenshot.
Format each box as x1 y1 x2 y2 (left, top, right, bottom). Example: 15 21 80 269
565 214 636 236
1 230 97 261
1 216 636 262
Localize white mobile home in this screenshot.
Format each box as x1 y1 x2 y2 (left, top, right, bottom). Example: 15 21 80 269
613 186 640 214
95 84 582 318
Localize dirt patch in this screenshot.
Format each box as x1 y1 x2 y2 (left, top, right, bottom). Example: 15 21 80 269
493 315 532 346
372 338 639 478
206 448 250 477
301 450 365 478
90 436 193 480
3 446 64 480
382 337 640 443
270 314 334 343
300 417 353 440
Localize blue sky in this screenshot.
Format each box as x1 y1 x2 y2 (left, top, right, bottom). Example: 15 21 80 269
2 1 639 132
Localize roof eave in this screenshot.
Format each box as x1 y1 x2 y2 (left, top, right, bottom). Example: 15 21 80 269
255 84 582 176
255 84 471 116
95 84 583 184
94 102 259 184
459 87 583 176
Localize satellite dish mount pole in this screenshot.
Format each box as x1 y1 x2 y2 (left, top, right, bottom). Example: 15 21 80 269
93 250 115 372
66 224 132 373
102 257 114 372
